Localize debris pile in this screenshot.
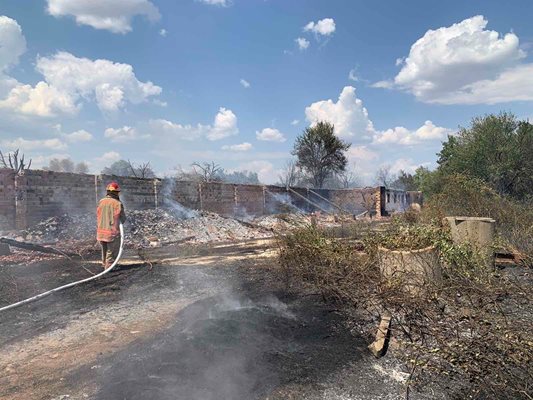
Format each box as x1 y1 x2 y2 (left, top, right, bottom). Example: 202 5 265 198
7 208 282 248
126 209 272 246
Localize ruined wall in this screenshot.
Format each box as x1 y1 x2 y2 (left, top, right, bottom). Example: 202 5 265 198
383 188 418 214
13 170 160 228
0 169 16 230
15 170 96 228
5 169 420 228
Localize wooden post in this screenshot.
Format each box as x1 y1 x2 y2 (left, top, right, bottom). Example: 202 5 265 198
262 186 266 215
153 179 159 209
198 182 203 211
94 174 99 208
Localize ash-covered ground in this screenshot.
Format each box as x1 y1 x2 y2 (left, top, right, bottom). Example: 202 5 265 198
0 238 443 400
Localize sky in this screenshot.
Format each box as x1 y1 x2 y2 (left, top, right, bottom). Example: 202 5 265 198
0 0 532 184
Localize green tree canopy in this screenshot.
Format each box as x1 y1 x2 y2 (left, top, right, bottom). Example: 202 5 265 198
437 112 533 200
292 121 350 188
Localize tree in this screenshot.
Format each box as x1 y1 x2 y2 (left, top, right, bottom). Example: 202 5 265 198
292 121 350 188
191 162 223 182
102 160 135 176
219 170 260 185
75 162 89 174
127 160 156 179
437 113 533 200
374 165 396 188
0 149 32 174
47 158 74 172
45 158 90 174
277 159 303 187
337 162 360 189
391 170 417 190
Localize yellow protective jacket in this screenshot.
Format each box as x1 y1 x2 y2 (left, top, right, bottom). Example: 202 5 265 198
96 195 126 242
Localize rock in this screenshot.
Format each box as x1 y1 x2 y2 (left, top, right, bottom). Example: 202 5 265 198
0 243 11 256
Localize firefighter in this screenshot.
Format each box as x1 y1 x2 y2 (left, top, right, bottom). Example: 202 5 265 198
97 182 126 269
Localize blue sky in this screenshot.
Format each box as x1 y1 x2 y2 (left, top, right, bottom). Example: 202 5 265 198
0 0 532 183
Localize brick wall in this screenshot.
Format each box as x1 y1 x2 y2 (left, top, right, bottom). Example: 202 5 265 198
0 169 15 230
2 169 420 229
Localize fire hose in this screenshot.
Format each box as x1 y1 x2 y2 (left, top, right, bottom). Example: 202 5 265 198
0 224 124 313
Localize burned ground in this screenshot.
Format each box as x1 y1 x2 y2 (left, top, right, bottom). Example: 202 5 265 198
0 240 439 400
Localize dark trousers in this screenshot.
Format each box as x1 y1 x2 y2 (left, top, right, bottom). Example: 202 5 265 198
100 239 120 266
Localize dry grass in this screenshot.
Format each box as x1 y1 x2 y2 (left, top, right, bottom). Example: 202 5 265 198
277 221 533 399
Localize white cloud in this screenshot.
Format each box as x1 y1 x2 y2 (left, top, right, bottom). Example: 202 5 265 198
0 16 26 71
148 107 238 141
291 119 300 126
148 119 208 141
0 81 78 117
305 86 452 151
159 28 167 37
240 78 250 88
196 0 229 6
222 142 252 152
36 52 161 112
95 151 121 165
377 15 533 104
389 158 429 174
1 137 67 151
30 153 71 169
104 126 141 142
207 107 238 140
303 18 336 36
346 146 378 162
348 68 359 82
295 37 310 51
305 86 375 140
0 48 161 117
256 128 286 142
64 129 93 143
373 120 453 145
46 0 160 34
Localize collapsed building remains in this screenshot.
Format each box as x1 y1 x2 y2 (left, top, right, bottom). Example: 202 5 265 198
0 169 422 230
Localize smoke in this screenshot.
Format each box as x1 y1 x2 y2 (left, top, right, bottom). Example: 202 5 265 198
265 190 305 214
160 178 199 219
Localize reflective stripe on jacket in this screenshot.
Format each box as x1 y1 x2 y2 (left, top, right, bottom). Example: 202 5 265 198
96 196 125 242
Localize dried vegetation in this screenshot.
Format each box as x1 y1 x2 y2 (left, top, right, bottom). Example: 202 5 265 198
277 178 533 399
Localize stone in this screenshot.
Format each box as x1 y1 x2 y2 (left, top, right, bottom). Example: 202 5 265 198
0 243 11 256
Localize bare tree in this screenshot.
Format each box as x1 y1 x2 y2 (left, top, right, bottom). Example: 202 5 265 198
127 160 155 178
337 162 360 188
375 165 396 188
277 159 302 188
191 161 222 183
0 149 32 174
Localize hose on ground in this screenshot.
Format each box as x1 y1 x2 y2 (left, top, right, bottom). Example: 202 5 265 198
0 224 124 313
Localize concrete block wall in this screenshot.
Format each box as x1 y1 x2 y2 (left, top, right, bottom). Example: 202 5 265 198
329 187 380 215
0 169 420 229
0 169 15 230
97 175 159 210
15 170 96 228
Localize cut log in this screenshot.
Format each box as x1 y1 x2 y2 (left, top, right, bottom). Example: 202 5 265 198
368 312 392 358
0 237 78 258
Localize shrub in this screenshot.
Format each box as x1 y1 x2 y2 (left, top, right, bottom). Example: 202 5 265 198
277 221 532 399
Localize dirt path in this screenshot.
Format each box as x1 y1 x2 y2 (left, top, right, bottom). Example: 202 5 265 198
0 240 436 400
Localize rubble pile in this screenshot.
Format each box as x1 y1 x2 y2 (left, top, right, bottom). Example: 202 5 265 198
9 208 281 248
126 209 272 246
20 215 95 243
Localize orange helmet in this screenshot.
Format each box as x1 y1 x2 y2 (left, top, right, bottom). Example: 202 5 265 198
106 182 121 192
